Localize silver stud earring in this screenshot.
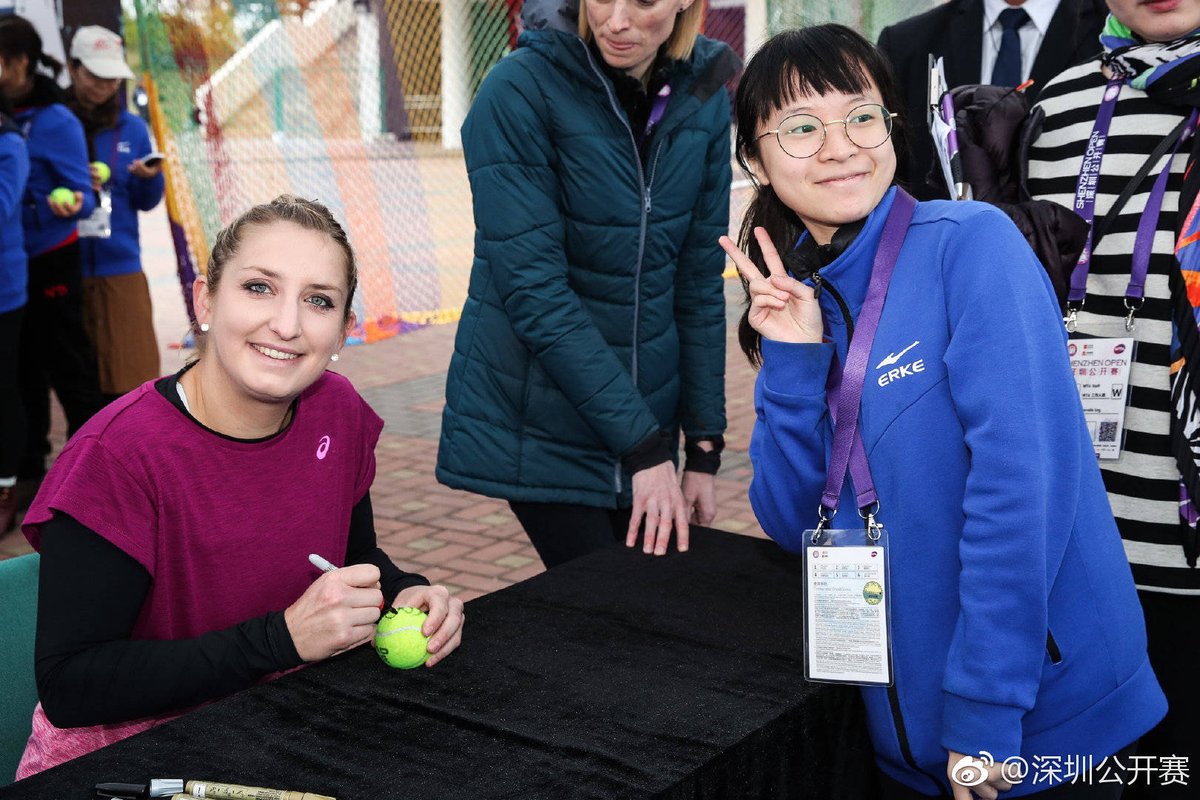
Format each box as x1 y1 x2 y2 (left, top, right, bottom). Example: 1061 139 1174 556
330 353 340 362
199 322 210 333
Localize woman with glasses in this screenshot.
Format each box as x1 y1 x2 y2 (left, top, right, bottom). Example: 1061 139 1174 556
437 0 738 567
722 25 1163 799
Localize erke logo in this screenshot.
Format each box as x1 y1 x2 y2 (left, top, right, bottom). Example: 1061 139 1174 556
316 435 331 460
876 340 924 387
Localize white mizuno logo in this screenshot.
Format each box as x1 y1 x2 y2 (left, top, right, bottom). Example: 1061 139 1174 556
876 340 920 370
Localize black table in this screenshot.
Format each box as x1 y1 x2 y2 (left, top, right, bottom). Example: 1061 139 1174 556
1 528 877 799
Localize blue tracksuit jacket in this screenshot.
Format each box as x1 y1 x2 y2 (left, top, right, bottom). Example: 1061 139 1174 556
750 187 1166 796
81 111 164 278
13 102 95 257
0 125 29 314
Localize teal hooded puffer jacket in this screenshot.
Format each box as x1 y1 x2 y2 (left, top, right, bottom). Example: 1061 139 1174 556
436 0 738 508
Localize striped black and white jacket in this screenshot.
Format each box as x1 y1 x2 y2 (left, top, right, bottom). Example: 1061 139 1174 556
1028 58 1199 595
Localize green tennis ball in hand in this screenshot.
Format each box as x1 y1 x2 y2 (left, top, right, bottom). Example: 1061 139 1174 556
374 606 429 669
48 187 75 206
92 161 111 184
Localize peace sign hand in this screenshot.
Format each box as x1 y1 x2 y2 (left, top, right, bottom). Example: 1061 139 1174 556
720 228 824 344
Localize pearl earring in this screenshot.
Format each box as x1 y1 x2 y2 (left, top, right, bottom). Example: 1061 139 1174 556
330 353 340 362
199 323 210 332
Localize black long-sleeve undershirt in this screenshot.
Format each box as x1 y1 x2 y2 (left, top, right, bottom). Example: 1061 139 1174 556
35 494 428 728
33 370 428 728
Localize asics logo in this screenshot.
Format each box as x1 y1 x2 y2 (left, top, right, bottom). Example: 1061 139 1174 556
876 340 919 370
316 435 331 460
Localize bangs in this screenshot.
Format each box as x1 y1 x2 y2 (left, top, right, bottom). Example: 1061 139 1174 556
758 58 875 127
740 27 881 129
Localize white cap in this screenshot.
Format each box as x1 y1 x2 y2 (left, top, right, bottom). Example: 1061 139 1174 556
70 26 134 81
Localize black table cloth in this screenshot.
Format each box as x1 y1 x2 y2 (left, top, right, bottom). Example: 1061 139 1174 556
1 527 878 799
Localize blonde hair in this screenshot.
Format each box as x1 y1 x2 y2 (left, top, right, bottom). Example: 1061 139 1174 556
578 0 704 63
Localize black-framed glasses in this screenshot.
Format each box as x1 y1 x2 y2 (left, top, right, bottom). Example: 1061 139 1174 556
756 103 898 159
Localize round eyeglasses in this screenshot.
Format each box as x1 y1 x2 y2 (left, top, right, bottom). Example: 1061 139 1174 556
756 103 898 159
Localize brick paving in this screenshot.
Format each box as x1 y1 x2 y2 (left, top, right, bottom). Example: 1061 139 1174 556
0 206 767 601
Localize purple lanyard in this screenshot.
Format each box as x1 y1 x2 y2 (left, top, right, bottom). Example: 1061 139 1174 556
817 190 917 534
639 84 670 146
1067 78 1198 332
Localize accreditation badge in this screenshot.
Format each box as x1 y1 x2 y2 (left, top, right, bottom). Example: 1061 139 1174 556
803 526 893 686
1068 337 1134 459
77 189 112 239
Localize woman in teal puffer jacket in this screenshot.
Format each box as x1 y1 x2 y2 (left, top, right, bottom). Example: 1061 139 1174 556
437 0 738 567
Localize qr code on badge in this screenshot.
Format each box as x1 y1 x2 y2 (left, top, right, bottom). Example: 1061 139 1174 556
1099 421 1119 442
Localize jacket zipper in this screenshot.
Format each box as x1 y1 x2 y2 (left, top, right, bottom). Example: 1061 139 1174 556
580 41 661 495
634 142 665 385
887 685 945 792
811 272 854 341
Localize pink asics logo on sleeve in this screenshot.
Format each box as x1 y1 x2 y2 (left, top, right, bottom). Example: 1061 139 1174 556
316 435 331 460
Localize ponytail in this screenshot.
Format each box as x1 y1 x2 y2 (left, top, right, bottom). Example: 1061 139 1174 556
38 50 63 81
734 171 807 368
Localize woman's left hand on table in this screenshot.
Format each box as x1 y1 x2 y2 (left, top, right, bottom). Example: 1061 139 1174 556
393 583 465 667
681 470 716 526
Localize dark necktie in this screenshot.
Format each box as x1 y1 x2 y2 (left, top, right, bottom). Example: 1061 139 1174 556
990 7 1031 86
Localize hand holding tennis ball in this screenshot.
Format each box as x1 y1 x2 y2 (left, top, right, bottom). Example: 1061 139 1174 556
91 161 111 185
47 187 82 218
374 606 430 669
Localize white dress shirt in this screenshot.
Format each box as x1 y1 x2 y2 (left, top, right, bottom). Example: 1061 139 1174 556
980 0 1061 84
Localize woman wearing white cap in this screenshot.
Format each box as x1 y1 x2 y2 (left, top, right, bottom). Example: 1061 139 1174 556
67 25 164 404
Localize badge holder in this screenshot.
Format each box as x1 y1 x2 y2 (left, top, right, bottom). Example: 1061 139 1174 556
1067 333 1137 459
802 503 894 687
77 188 112 239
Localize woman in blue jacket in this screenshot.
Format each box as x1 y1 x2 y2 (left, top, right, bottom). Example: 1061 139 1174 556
0 93 29 534
67 26 165 404
0 15 101 485
437 0 737 566
721 25 1165 799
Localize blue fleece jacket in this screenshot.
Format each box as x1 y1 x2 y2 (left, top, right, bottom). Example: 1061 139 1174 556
750 188 1166 796
81 111 164 278
0 128 29 315
13 102 95 257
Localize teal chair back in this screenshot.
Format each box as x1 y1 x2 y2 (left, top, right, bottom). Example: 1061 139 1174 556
0 554 39 785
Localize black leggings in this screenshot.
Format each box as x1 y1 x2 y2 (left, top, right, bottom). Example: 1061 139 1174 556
509 501 632 568
0 305 25 478
17 241 103 477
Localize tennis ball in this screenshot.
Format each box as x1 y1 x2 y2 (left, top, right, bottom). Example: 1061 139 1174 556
374 606 429 669
92 161 111 184
48 187 75 206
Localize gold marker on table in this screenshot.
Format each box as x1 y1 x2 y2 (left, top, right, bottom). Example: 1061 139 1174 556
92 779 335 800
174 779 336 800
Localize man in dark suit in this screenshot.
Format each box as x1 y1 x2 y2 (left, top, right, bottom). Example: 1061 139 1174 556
878 0 1106 199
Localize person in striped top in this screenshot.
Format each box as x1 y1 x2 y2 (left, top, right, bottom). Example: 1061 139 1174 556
1025 2 1200 793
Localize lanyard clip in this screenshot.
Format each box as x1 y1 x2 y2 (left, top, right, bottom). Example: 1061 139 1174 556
1123 297 1143 332
813 504 834 544
1064 305 1079 333
859 501 883 543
